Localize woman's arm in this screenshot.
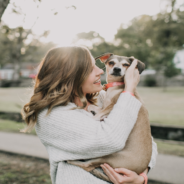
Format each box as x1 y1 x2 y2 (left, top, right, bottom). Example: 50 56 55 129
101 163 146 184
35 92 142 160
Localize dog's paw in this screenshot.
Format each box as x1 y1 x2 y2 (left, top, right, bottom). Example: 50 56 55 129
91 111 96 116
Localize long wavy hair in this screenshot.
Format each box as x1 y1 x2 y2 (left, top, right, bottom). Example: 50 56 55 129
21 46 98 132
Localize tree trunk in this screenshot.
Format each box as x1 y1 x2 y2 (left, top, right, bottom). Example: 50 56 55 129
0 0 10 22
163 76 167 92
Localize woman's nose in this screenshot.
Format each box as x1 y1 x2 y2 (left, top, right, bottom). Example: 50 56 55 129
98 67 104 75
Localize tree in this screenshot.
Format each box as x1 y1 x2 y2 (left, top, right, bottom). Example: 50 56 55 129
149 0 184 90
0 0 10 21
73 31 112 71
0 25 54 67
73 0 184 87
0 29 12 66
0 0 43 76
114 15 153 68
73 31 105 49
0 0 76 75
113 0 184 89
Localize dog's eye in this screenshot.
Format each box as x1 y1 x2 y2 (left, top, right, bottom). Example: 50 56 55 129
109 61 114 65
123 64 130 67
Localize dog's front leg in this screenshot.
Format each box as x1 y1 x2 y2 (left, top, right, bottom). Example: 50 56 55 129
67 160 111 182
67 160 95 172
90 169 111 182
67 157 105 172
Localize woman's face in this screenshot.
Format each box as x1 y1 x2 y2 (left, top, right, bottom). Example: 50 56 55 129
82 56 104 95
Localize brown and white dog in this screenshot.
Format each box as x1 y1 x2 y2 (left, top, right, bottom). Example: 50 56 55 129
67 53 152 182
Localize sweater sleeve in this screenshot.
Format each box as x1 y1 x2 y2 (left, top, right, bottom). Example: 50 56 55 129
148 137 158 169
36 93 142 160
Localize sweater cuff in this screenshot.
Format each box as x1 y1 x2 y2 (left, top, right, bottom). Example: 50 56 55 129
148 146 158 169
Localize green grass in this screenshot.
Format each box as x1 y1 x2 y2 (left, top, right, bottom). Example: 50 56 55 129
0 87 33 112
137 87 184 127
0 119 36 135
0 87 184 126
155 139 184 157
0 152 166 184
0 152 51 184
0 86 184 126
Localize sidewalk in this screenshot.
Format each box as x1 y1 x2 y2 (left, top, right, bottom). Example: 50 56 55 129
0 131 48 159
1 131 184 184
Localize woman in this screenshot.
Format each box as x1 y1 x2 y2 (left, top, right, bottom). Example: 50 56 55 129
22 46 157 184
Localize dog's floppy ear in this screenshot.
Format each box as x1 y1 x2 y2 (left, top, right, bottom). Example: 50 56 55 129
128 56 145 74
95 53 113 63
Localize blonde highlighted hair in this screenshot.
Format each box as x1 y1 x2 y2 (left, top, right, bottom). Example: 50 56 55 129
21 46 98 132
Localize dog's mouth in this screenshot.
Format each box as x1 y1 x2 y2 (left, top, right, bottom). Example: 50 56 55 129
111 73 122 77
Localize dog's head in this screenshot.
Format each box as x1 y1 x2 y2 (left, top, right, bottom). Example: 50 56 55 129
95 53 145 83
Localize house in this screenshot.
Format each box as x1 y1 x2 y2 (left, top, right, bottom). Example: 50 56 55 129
0 63 38 80
0 64 19 80
20 63 38 78
173 49 184 74
0 63 38 87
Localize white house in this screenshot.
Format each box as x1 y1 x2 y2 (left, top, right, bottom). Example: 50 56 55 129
173 49 184 74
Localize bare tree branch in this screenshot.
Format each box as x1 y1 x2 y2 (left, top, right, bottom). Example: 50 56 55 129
0 0 10 22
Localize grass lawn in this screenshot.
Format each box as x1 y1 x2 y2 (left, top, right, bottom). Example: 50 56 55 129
155 139 184 157
1 86 184 126
0 119 36 135
0 87 33 113
0 152 51 184
0 152 167 184
137 87 184 127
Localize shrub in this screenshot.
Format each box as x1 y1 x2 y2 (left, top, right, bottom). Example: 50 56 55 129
144 76 157 87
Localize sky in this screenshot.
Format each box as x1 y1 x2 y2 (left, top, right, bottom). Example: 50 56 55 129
1 0 172 46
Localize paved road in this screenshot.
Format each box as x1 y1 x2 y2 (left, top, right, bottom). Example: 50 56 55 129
1 131 184 184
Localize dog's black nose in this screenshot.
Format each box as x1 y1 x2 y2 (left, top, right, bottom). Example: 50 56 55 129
113 67 121 73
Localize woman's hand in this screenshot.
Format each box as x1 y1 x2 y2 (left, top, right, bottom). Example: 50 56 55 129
100 163 145 184
124 59 140 94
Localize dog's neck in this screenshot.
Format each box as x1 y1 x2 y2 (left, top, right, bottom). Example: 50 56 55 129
104 82 124 90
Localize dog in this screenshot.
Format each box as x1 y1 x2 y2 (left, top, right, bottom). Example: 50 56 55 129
67 53 152 182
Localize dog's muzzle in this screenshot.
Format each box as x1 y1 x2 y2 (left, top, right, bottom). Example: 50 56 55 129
112 67 121 76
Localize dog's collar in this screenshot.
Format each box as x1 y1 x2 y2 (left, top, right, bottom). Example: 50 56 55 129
104 82 124 90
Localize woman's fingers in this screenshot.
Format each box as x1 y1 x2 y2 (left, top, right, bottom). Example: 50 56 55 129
134 69 140 80
101 164 143 184
114 168 131 175
100 164 117 183
124 59 140 93
114 167 144 184
127 59 138 73
101 164 127 184
130 59 138 69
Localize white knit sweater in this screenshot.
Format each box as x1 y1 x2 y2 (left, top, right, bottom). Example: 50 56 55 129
35 91 157 184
